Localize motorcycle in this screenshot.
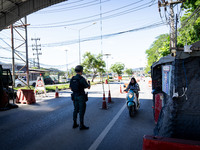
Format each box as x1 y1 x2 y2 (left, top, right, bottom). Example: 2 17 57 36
126 90 140 117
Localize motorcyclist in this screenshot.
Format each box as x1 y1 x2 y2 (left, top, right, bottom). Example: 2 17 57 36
124 77 140 106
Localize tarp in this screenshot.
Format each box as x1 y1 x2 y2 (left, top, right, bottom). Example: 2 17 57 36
152 55 175 68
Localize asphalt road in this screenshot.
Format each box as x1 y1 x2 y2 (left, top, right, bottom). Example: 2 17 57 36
0 79 154 150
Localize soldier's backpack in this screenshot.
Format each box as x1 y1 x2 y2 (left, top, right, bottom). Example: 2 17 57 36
70 76 83 94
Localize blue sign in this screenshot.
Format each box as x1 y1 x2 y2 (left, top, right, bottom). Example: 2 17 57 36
162 65 172 95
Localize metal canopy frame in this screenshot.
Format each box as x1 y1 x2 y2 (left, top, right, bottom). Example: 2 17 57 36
0 0 66 31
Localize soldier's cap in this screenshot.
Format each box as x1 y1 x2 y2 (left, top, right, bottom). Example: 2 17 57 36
75 65 83 73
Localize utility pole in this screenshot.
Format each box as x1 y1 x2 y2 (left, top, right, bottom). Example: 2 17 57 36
11 24 15 88
25 16 29 86
33 58 36 67
158 0 184 56
31 38 42 69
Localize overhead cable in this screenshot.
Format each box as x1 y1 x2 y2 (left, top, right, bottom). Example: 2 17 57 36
41 22 166 47
30 1 156 28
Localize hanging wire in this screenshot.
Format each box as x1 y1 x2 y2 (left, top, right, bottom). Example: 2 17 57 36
30 0 155 28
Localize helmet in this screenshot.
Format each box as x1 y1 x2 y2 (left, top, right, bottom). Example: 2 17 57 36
75 65 83 73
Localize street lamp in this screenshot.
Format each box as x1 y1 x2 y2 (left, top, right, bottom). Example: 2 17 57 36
65 22 96 64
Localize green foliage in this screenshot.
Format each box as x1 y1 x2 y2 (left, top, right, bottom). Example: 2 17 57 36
110 62 125 75
57 71 66 76
45 84 69 92
44 72 50 78
178 0 200 47
124 68 133 76
82 52 106 81
145 34 170 73
69 67 75 77
183 0 200 11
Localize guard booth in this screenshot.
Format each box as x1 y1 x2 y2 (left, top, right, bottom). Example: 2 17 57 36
143 41 200 150
151 55 175 124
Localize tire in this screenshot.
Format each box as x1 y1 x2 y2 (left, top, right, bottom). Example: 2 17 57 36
134 103 137 112
129 106 134 117
32 83 36 87
17 84 21 87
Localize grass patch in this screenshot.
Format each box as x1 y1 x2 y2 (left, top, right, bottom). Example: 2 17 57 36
45 84 69 92
14 84 70 92
14 81 99 92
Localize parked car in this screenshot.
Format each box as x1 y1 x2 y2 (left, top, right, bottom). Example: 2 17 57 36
44 77 54 85
15 78 36 87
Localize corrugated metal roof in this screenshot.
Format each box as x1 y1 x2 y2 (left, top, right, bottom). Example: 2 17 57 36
0 0 66 31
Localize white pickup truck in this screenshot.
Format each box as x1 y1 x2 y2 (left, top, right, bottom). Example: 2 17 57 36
15 78 36 87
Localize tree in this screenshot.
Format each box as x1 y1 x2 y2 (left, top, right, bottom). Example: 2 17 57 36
145 34 170 73
124 68 133 76
69 67 75 78
82 52 106 82
177 0 200 47
145 0 200 74
110 62 125 76
183 0 200 11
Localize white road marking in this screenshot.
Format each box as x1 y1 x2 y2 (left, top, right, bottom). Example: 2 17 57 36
88 103 126 150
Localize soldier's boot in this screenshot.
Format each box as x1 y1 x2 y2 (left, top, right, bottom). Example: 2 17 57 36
80 121 89 130
73 120 79 129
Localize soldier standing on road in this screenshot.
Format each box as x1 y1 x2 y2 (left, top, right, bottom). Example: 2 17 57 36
70 65 91 130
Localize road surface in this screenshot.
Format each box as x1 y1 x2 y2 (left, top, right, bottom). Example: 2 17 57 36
0 79 154 150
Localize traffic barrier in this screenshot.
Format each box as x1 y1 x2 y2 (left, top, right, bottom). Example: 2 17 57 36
0 90 9 109
143 135 200 150
102 92 107 109
16 89 36 104
120 85 122 94
154 93 163 124
108 90 112 103
55 86 59 98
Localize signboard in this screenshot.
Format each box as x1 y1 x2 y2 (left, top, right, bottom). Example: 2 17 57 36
162 65 172 95
34 75 46 95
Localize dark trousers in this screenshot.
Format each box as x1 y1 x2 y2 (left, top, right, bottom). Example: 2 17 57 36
73 95 86 123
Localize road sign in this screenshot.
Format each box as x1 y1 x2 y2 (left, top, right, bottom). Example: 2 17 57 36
35 75 46 95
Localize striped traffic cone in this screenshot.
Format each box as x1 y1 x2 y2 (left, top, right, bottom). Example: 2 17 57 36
102 92 107 109
108 90 112 103
55 86 59 98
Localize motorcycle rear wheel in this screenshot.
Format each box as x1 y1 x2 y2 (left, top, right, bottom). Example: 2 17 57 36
129 106 134 117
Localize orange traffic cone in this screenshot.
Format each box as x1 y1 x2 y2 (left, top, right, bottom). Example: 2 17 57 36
120 85 122 94
102 92 107 109
55 86 59 98
108 90 112 103
148 80 152 87
105 79 108 84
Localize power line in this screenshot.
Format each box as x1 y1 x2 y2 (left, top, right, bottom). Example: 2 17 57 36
30 0 156 28
32 0 147 26
41 21 166 47
37 0 109 14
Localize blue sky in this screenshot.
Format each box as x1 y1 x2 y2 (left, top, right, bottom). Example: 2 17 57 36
1 0 182 71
